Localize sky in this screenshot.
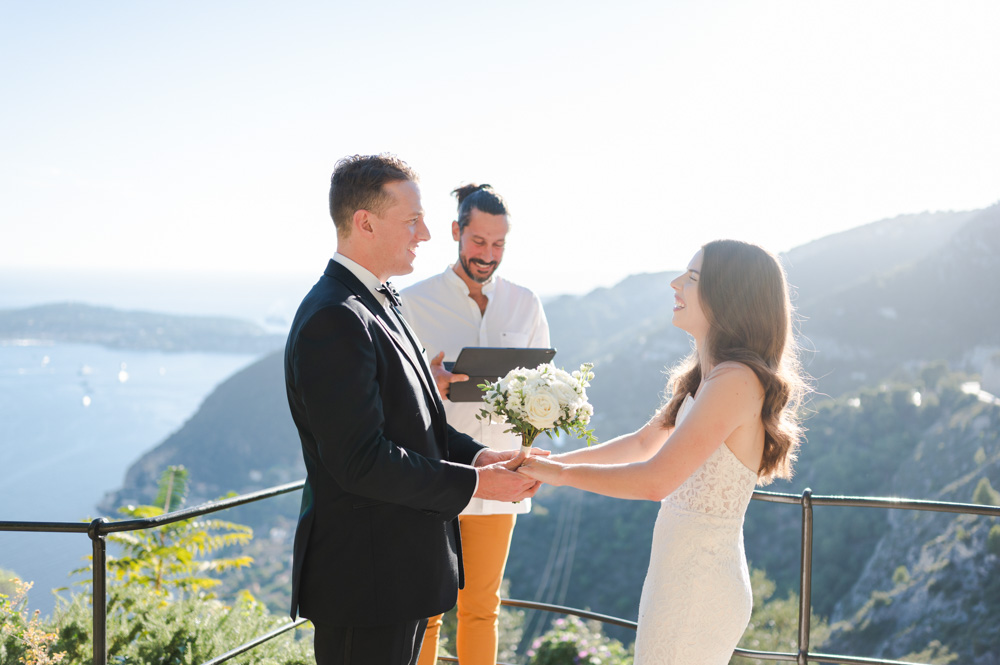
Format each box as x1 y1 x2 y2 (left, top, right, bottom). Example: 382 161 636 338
2 0 999 299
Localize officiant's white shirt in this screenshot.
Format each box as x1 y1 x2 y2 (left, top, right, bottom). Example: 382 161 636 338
401 266 550 515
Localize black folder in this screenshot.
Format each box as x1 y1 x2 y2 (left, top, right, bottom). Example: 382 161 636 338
443 347 557 403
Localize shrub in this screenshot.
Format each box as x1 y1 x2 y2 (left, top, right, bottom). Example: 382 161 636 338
7 466 313 665
971 477 1000 506
734 568 830 664
987 525 1000 557
49 584 313 665
0 578 67 665
526 615 631 665
902 639 958 664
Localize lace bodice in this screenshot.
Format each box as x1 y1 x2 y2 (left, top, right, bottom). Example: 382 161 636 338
664 394 758 520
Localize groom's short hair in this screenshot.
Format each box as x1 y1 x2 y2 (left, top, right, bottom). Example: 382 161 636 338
329 154 418 237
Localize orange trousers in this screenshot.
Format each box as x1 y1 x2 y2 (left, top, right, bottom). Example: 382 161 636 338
418 513 517 665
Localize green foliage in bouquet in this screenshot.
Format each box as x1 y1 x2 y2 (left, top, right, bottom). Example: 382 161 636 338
73 466 253 596
525 615 631 665
478 363 598 448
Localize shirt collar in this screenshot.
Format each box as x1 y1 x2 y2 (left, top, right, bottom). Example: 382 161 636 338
333 253 390 307
444 264 498 297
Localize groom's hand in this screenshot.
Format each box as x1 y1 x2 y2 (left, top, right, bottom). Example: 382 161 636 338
474 462 541 502
476 447 551 470
429 351 468 401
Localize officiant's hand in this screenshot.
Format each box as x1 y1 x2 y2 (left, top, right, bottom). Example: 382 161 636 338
476 447 551 470
517 456 566 486
429 351 468 400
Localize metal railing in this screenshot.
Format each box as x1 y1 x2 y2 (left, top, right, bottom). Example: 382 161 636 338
3 484 998 665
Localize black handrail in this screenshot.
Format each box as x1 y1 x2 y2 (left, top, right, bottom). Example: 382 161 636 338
2 485 997 665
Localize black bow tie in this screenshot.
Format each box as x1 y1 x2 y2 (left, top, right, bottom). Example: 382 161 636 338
378 282 401 308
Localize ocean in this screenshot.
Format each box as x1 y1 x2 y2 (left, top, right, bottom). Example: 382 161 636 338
0 269 287 615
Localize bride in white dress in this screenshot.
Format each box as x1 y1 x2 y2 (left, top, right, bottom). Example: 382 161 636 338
519 239 808 664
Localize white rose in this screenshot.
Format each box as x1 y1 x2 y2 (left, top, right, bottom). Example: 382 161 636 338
550 380 578 406
525 391 560 429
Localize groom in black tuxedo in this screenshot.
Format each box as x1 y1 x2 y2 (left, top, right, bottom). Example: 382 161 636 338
284 154 540 665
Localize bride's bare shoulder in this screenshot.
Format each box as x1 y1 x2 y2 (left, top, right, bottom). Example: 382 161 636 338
706 361 758 381
703 362 764 406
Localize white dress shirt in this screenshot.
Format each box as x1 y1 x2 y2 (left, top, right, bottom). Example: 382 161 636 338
401 266 551 515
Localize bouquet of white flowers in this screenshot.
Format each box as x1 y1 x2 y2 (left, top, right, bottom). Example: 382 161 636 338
477 362 597 452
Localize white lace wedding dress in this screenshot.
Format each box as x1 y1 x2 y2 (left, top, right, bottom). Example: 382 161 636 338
633 394 758 664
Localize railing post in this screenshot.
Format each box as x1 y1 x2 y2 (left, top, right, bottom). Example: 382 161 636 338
797 488 813 665
88 517 108 665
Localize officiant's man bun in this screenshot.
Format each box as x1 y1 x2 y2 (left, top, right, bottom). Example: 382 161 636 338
452 183 509 232
329 154 418 237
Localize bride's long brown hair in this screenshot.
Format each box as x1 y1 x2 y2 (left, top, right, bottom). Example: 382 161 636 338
659 240 808 483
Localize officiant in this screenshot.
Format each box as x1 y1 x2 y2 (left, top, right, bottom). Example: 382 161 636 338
401 183 550 665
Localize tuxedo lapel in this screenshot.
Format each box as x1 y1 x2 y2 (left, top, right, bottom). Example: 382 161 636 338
378 306 442 414
324 261 441 414
390 303 447 414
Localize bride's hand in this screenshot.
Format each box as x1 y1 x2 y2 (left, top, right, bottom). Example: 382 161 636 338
516 456 566 486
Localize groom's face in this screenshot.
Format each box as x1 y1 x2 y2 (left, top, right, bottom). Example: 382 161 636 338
369 179 430 278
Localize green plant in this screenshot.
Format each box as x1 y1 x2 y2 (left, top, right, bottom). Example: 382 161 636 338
971 477 1000 506
892 565 911 586
1 578 67 665
733 568 830 664
901 639 958 664
987 524 1000 557
0 571 20 601
50 583 313 665
526 615 631 665
75 466 253 596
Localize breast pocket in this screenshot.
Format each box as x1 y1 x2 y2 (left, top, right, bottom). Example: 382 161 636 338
500 332 529 347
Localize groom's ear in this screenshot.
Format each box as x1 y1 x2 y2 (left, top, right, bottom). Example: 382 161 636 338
452 220 461 242
354 209 376 238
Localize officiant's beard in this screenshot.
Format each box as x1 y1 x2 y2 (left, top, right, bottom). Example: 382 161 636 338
460 256 499 284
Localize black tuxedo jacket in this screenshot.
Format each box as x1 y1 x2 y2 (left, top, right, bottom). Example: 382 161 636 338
284 259 484 627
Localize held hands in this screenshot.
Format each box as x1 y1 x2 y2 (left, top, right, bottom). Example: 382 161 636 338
516 456 567 486
475 447 551 469
473 447 551 503
429 351 468 401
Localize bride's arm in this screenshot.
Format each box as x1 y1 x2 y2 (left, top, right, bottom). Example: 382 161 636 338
548 417 672 466
520 364 763 500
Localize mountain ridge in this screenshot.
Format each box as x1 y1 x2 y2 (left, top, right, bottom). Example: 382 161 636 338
0 302 286 354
